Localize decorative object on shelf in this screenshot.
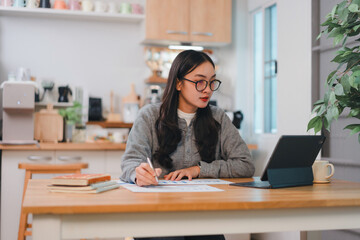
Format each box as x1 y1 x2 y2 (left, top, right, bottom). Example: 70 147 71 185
107 90 121 122
308 0 360 143
122 83 139 123
53 0 66 9
39 0 50 8
58 101 82 142
34 104 63 143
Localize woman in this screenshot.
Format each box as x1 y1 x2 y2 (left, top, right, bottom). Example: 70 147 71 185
120 50 254 240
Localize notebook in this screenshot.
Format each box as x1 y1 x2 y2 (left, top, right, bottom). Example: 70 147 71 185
231 135 326 189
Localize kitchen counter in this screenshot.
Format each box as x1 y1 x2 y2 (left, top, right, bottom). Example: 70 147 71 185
0 142 126 150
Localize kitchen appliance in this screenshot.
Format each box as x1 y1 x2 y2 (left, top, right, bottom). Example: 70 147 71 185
1 81 38 144
58 85 72 103
88 97 102 121
145 85 162 105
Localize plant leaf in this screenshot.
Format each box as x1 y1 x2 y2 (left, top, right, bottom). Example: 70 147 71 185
348 3 359 12
334 84 344 95
344 124 360 134
307 116 323 134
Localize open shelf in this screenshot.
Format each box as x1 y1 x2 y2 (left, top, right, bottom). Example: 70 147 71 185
87 121 133 128
0 6 144 22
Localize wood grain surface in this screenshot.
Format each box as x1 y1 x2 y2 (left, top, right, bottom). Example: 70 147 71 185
22 179 360 214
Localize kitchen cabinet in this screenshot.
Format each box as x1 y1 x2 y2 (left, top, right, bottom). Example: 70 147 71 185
0 148 123 240
145 0 232 46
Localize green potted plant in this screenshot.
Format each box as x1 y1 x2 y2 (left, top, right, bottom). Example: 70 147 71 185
307 0 360 143
58 101 82 142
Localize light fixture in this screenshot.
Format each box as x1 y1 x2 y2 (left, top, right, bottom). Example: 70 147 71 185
168 45 204 51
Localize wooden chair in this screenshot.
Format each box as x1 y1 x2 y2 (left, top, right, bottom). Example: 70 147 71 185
17 162 88 240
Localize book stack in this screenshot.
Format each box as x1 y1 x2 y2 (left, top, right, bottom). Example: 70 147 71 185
47 173 119 194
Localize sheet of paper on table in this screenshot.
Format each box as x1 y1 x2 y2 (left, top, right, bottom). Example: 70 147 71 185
116 179 230 192
121 184 224 193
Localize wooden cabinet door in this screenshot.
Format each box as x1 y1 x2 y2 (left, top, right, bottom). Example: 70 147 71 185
146 0 190 42
190 0 232 43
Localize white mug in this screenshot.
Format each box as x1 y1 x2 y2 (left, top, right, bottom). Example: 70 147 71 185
26 0 39 8
94 0 107 13
107 2 118 13
312 160 335 183
81 0 93 12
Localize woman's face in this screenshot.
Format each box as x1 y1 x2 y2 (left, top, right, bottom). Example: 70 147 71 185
176 61 216 113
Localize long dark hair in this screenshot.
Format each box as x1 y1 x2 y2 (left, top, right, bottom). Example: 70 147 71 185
153 50 220 170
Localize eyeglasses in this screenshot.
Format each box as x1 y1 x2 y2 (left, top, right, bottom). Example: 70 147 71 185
181 78 222 92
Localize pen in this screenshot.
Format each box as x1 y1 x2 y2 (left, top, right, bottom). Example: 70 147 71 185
146 157 159 183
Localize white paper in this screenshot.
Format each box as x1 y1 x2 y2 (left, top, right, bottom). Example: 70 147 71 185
122 184 223 193
157 179 233 185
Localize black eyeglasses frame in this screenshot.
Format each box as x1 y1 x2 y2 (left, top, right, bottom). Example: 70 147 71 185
181 78 222 92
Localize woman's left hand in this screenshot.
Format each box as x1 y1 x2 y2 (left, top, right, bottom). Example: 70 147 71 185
164 166 200 181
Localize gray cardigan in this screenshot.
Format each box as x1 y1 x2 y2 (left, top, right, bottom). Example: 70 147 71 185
120 103 255 183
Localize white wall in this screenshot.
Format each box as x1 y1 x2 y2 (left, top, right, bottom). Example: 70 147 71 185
0 6 148 118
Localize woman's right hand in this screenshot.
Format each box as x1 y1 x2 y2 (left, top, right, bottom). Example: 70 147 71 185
135 163 162 186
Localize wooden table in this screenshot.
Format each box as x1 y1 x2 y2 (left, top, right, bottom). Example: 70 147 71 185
23 179 360 240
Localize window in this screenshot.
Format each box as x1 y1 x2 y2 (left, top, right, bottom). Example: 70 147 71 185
252 4 277 134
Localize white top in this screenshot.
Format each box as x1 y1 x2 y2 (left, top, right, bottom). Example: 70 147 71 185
177 109 196 126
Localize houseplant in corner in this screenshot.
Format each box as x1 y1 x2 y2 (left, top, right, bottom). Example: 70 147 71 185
58 101 82 142
308 0 360 143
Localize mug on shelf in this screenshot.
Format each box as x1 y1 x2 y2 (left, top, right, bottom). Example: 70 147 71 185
39 0 51 8
81 0 93 12
107 2 118 13
68 0 81 10
13 0 25 7
26 0 39 8
1 0 13 7
131 3 142 14
94 0 107 13
53 0 67 9
119 2 131 14
312 160 335 183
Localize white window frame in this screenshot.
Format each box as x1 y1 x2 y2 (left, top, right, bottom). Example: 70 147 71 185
249 0 278 136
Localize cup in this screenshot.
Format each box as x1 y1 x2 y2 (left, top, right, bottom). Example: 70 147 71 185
1 0 13 7
107 2 118 13
39 0 50 8
26 0 38 8
81 0 93 12
119 2 131 14
312 160 335 183
53 0 67 9
68 0 81 10
13 0 25 7
131 3 142 14
94 0 107 13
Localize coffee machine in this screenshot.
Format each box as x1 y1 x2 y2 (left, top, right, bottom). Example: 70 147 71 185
58 85 72 102
1 81 38 144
